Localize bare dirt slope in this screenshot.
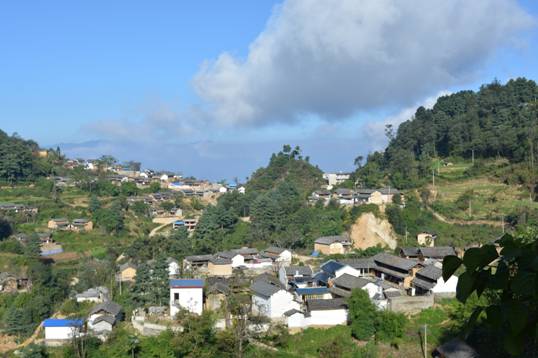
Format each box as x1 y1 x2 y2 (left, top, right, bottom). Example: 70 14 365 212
350 212 398 250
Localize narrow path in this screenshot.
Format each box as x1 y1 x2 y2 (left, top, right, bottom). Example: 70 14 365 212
0 311 63 353
149 217 181 237
414 190 503 228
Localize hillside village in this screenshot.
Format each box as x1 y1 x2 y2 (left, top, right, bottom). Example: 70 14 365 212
0 149 483 358
1 79 538 357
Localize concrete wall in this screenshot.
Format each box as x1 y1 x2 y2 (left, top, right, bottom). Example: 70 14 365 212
207 262 232 276
170 287 203 317
432 276 458 295
45 326 78 340
388 295 434 314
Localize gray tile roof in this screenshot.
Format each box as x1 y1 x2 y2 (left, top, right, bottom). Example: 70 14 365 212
90 302 122 316
184 255 213 263
284 266 312 276
232 247 258 256
92 315 116 325
250 280 282 298
306 298 347 311
338 257 375 269
315 235 351 245
373 253 418 271
417 265 442 281
399 247 420 257
209 256 232 265
332 274 371 290
419 247 456 258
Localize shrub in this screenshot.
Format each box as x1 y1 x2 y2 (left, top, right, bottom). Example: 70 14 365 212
348 289 377 340
374 311 407 345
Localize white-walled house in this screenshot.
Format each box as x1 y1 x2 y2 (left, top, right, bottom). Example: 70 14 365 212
43 319 83 341
261 247 292 267
87 302 123 336
170 279 204 317
75 286 109 303
330 274 381 299
318 260 360 282
285 299 348 329
216 251 245 268
279 265 313 288
251 278 299 320
412 265 458 296
306 299 348 327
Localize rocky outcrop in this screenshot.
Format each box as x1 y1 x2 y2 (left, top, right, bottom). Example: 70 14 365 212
349 212 398 250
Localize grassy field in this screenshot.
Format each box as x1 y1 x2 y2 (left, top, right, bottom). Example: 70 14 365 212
429 160 538 221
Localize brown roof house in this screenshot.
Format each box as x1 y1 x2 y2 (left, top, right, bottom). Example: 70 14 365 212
314 235 352 255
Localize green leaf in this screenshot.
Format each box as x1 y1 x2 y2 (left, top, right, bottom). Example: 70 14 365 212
504 332 523 356
475 270 490 297
465 306 483 336
456 271 475 303
479 244 498 266
506 303 528 335
442 255 462 281
463 248 482 272
488 261 509 289
485 305 502 328
511 271 536 297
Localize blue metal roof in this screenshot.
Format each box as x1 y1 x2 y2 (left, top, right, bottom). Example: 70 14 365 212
169 279 204 288
43 318 83 327
311 250 320 257
295 287 329 295
174 220 185 225
314 271 330 285
320 260 345 276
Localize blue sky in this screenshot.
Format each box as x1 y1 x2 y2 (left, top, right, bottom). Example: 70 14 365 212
1 1 538 181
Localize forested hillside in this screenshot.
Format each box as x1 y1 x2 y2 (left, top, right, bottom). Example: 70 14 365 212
357 78 538 189
0 130 56 182
246 144 324 197
191 145 348 252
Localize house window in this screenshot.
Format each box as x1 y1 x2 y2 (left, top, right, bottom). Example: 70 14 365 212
174 293 179 301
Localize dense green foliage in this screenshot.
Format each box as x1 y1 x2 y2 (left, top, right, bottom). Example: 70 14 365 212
246 145 324 197
191 146 348 251
356 78 538 190
0 130 46 182
348 289 407 345
443 230 538 356
2 260 69 338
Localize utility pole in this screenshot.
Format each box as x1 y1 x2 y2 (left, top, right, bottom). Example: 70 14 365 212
432 169 435 188
423 324 428 358
468 198 472 218
501 215 505 234
472 149 475 165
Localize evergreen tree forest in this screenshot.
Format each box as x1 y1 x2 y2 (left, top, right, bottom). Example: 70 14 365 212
357 78 538 189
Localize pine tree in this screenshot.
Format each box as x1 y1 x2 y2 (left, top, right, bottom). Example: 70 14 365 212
152 256 170 306
132 263 151 305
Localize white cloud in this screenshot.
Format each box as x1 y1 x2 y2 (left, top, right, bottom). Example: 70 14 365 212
360 91 450 152
194 0 534 126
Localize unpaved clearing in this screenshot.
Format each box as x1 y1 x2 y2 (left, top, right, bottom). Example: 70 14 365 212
349 212 398 250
